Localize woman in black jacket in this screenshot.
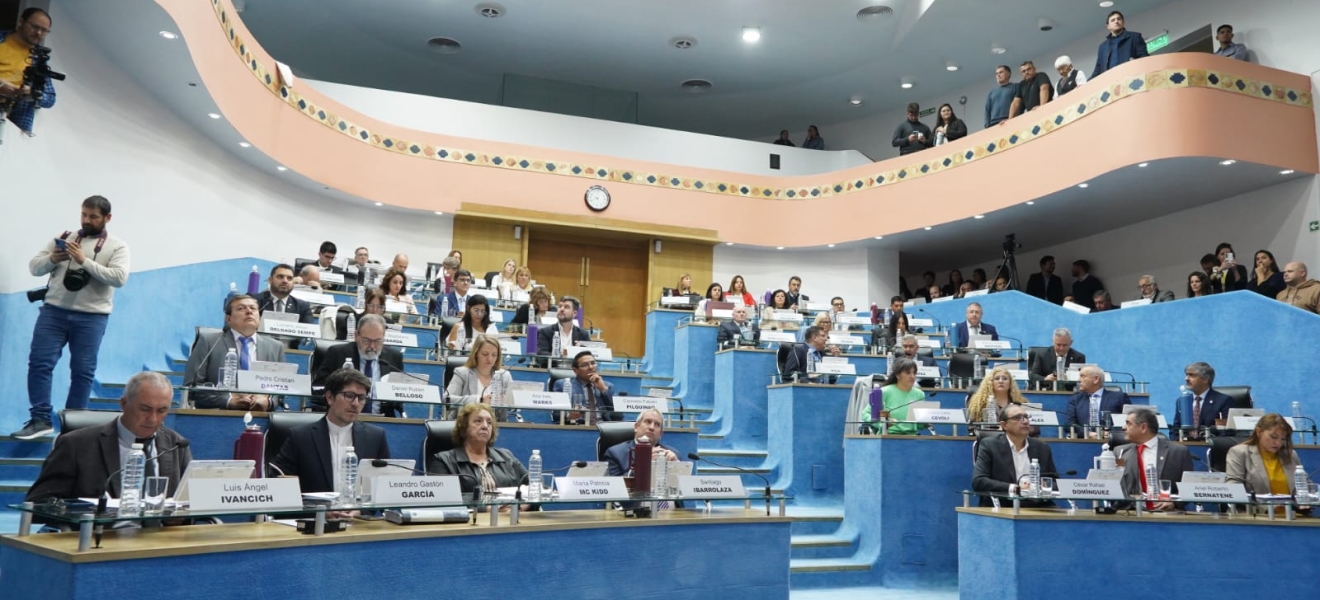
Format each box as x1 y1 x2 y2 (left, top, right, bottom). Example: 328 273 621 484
933 104 967 145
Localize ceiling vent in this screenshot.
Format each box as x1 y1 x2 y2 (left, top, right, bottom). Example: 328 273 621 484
427 37 463 55
475 3 505 18
670 36 698 50
681 79 713 94
857 5 894 21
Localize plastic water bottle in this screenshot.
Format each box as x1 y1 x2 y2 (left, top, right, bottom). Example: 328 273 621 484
221 349 239 389
1089 399 1101 432
346 312 357 341
1144 463 1159 500
652 452 669 498
355 284 365 310
808 349 818 375
1028 458 1040 498
1295 465 1310 502
440 295 450 318
552 329 563 358
118 443 146 517
985 400 998 425
528 449 543 501
973 352 984 379
1292 401 1303 420
342 358 354 372
228 281 238 295
1055 355 1065 378
337 446 359 507
247 265 260 295
489 371 504 406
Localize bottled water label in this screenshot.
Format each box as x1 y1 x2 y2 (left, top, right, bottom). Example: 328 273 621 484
338 446 359 508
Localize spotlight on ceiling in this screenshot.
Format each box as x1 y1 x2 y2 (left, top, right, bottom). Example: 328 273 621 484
991 45 1007 55
159 31 177 40
1219 159 1237 166
742 27 761 43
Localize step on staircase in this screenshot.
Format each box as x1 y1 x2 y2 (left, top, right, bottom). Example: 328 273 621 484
0 433 55 534
786 507 873 587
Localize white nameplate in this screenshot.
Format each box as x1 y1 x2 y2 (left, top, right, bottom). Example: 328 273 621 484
470 279 487 289
236 371 311 396
1110 413 1166 429
371 476 463 506
384 330 419 347
489 310 505 323
373 381 442 404
188 478 303 511
1180 482 1249 503
771 310 803 322
805 302 833 312
647 388 672 398
1062 300 1091 314
249 360 297 374
917 338 942 348
1231 415 1295 430
260 319 320 338
616 396 668 414
812 362 856 375
759 331 797 344
678 475 747 499
1007 369 1029 381
710 309 733 319
931 296 955 303
555 477 631 501
965 289 990 297
262 311 298 323
540 315 558 326
290 290 337 306
1026 411 1059 426
385 299 414 314
1056 479 1124 500
828 334 865 346
1182 472 1227 484
319 272 345 285
566 345 613 362
1087 469 1125 481
660 296 693 306
973 340 1011 350
1120 298 1152 309
499 339 523 356
917 366 941 378
908 318 934 327
910 408 968 424
838 315 871 325
511 390 572 410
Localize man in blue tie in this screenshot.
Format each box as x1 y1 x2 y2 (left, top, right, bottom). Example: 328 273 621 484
783 326 839 383
1063 365 1131 438
183 294 285 410
313 314 405 417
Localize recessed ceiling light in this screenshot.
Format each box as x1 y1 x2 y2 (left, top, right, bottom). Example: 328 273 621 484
238 142 251 148
374 202 383 207
159 31 177 40
725 242 734 246
1099 1 1114 7
924 226 933 231
1137 162 1149 168
873 236 884 240
849 97 863 106
434 211 445 216
1280 169 1296 175
776 246 785 250
1078 183 1089 189
991 45 1007 55
207 113 221 119
946 63 959 72
974 214 985 219
901 82 913 89
1026 201 1035 205
828 244 836 248
1219 159 1236 166
275 165 288 171
742 27 761 43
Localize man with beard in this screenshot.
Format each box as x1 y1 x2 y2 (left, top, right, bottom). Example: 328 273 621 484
14 196 131 440
256 263 314 323
313 314 406 417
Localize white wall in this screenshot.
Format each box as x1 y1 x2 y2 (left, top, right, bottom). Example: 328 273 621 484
307 79 873 177
713 246 869 309
0 15 455 295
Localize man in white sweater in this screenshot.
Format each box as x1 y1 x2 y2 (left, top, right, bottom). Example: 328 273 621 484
13 196 130 440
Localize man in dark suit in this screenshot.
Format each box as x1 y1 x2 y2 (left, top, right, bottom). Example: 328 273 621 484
1170 361 1233 440
1025 255 1064 304
1116 408 1193 511
552 351 621 425
895 334 938 388
313 314 405 418
183 294 286 410
537 296 591 359
950 302 1000 349
1063 365 1131 437
256 263 314 323
1027 327 1085 390
717 305 759 348
783 326 840 383
1092 10 1149 78
272 368 390 503
784 276 807 310
972 404 1057 508
1070 260 1104 310
432 269 474 318
26 372 192 504
606 408 682 514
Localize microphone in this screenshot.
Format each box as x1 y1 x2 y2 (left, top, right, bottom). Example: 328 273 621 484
94 438 191 548
515 462 590 501
1041 470 1079 478
996 334 1027 363
917 308 943 332
688 452 771 516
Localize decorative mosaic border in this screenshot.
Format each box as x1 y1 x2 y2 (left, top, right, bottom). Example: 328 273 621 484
210 0 1312 201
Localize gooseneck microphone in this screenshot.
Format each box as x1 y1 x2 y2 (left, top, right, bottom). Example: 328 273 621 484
917 308 943 332
687 453 771 516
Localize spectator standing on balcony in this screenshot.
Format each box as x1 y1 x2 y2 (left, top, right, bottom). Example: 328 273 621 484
986 65 1016 127
1054 56 1088 96
932 104 967 146
971 268 988 290
892 103 933 156
802 125 825 150
1070 260 1104 310
1215 24 1248 61
1277 262 1319 314
773 130 795 147
1213 242 1248 292
1007 61 1053 120
1246 250 1285 299
1092 11 1148 78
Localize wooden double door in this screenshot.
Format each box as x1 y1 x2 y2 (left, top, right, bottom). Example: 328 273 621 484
526 235 648 359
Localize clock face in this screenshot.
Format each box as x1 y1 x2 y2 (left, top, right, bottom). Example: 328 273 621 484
585 185 611 212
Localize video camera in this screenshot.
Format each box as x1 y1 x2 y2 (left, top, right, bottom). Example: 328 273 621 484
22 44 65 104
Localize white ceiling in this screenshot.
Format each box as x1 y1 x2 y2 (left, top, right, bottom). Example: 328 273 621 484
236 0 1179 139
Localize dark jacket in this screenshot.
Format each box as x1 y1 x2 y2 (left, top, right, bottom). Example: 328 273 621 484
1025 273 1064 305
1071 275 1105 310
271 417 391 494
1115 438 1194 503
255 290 314 324
26 420 192 503
1063 388 1132 435
891 119 934 155
1170 388 1233 434
429 446 527 491
1027 348 1086 385
937 119 967 143
971 433 1057 508
950 321 1000 349
717 320 760 347
1093 29 1149 78
312 342 406 417
536 324 591 356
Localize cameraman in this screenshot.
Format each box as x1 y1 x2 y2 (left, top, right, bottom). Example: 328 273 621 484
11 196 130 440
0 8 57 134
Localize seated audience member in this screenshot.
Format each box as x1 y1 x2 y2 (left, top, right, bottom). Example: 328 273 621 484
918 271 937 301
932 103 967 145
447 294 498 351
391 253 409 273
1246 250 1285 299
859 357 924 435
1028 328 1085 390
877 296 912 328
726 275 755 306
956 281 975 298
966 368 1031 432
802 125 825 150
183 294 285 411
536 297 591 358
1092 10 1148 78
1213 242 1248 292
668 273 695 297
314 241 338 270
1091 290 1116 312
783 326 841 382
1170 361 1233 440
257 263 313 323
1070 260 1103 310
942 270 965 298
1116 408 1192 511
717 305 760 348
295 264 324 292
897 334 938 388
26 372 191 504
985 65 1016 127
928 285 943 300
1026 255 1063 304
1214 24 1249 61
1227 413 1301 501
892 103 934 155
378 268 418 315
1199 253 1223 294
605 409 680 476
878 311 914 349
272 368 391 495
313 314 405 418
807 312 844 354
446 334 513 420
1007 60 1053 119
552 351 621 425
349 246 378 286
694 283 725 321
506 266 534 302
970 268 988 290
430 256 460 295
760 289 791 330
1054 55 1087 96
971 404 1058 508
992 275 1011 292
1186 271 1213 299
785 276 807 309
951 302 999 349
447 250 464 269
431 269 475 318
511 287 553 328
1063 365 1131 438
337 288 393 340
490 259 517 295
429 403 527 503
773 129 796 147
352 246 371 270
830 297 846 313
1277 262 1319 314
1135 275 1175 303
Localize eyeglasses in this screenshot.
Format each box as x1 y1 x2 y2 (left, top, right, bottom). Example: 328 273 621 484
358 336 384 345
336 392 368 403
575 361 598 369
25 22 50 35
364 304 385 312
1005 414 1032 422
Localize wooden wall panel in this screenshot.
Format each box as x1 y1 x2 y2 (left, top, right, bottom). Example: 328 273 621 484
648 239 713 304
452 216 527 280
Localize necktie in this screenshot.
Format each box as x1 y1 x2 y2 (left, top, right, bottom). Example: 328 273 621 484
239 337 252 370
1192 396 1203 439
1137 444 1153 509
277 299 286 313
585 383 597 426
136 437 157 478
363 360 375 414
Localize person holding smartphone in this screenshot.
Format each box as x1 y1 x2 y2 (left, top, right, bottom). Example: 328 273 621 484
1213 242 1249 292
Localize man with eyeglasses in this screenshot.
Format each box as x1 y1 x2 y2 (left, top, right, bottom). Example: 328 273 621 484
552 351 620 425
972 404 1058 508
1135 274 1174 303
0 8 57 134
272 368 391 500
432 269 474 318
183 294 285 410
314 314 405 417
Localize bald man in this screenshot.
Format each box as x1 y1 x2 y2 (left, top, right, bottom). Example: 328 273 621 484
1063 365 1131 438
1277 262 1319 314
392 253 410 272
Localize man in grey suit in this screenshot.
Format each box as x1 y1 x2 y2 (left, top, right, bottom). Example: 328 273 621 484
1136 275 1176 303
183 294 286 410
1116 408 1193 511
26 372 192 503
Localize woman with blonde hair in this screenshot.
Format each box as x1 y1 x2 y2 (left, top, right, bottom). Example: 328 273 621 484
1227 413 1302 500
445 334 513 420
965 367 1029 431
491 258 518 296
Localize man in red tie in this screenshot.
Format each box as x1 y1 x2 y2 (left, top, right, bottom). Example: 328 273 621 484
1117 409 1193 511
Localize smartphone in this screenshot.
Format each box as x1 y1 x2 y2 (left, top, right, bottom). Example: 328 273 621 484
1225 252 1235 263
54 238 66 251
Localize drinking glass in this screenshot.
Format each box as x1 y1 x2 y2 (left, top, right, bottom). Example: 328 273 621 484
1159 480 1173 501
1040 477 1055 496
542 474 556 499
143 476 170 514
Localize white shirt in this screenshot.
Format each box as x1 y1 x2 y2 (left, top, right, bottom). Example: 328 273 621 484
229 329 259 367
1009 437 1032 486
115 419 158 476
327 419 354 487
